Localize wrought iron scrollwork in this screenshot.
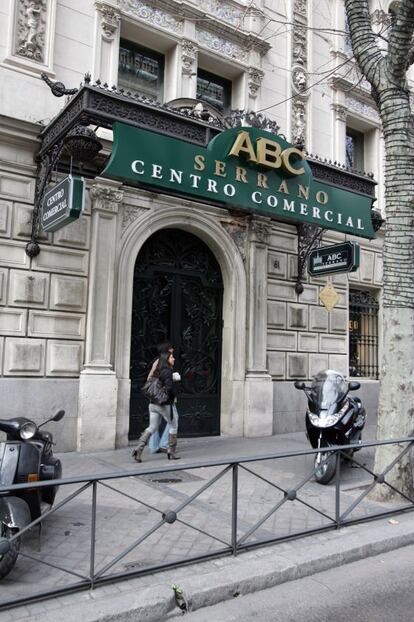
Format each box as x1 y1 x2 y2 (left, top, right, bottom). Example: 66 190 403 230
295 223 323 295
41 72 78 97
26 141 64 257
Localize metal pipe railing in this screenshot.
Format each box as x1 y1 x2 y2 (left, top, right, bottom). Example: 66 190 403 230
0 437 413 611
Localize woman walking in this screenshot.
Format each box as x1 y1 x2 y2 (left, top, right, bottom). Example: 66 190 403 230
132 351 180 462
147 342 175 454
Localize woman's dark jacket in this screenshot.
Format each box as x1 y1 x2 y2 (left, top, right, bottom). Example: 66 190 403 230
151 367 177 405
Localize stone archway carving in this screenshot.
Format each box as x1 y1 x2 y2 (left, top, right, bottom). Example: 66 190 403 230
114 200 247 446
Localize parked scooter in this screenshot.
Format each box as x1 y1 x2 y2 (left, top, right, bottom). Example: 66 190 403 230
0 410 65 578
294 370 366 484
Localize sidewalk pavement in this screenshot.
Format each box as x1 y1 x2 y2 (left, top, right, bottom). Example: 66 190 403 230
1 427 414 622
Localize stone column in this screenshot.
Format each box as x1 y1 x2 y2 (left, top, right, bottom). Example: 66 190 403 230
244 217 273 437
77 180 123 452
180 39 198 99
247 67 264 111
291 0 309 149
332 102 347 164
93 1 121 84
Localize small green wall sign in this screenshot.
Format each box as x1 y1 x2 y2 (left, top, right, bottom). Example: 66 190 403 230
41 175 85 232
308 242 360 276
102 123 375 239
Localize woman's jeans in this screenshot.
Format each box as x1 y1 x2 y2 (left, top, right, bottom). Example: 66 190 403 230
146 404 178 452
148 425 169 453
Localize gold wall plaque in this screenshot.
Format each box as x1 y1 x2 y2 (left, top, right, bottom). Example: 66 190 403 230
319 282 340 312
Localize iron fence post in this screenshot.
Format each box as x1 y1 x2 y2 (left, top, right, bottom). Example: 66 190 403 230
231 463 238 556
90 481 97 588
335 451 341 528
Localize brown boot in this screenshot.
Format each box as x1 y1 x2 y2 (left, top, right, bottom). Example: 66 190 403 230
131 430 151 462
167 433 180 460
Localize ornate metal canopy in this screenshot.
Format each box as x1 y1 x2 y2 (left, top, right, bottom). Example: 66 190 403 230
28 74 378 269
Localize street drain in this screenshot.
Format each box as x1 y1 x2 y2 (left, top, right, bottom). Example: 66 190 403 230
123 560 148 569
151 477 182 483
139 470 202 484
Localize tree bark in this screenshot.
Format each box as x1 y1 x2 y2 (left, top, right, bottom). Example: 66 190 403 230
345 0 414 500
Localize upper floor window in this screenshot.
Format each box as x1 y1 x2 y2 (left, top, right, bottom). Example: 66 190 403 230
196 69 232 113
346 128 364 170
118 39 164 101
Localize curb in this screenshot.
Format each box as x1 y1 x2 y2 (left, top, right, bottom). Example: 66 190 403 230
6 512 414 622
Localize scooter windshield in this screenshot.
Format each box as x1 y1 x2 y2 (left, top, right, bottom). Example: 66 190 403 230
310 370 348 415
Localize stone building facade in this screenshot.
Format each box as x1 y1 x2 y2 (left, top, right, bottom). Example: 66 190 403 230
0 0 388 451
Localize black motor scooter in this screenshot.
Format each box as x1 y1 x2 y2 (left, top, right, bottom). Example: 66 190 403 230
294 370 366 484
0 410 65 578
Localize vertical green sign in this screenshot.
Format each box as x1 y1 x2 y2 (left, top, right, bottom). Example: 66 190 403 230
41 175 85 232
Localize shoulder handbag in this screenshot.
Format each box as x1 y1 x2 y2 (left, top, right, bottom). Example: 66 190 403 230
141 377 169 405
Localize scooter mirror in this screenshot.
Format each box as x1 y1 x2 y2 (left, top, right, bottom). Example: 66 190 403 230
52 409 65 422
348 381 361 391
294 380 306 390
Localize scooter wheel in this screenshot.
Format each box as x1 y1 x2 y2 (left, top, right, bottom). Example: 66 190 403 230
314 451 337 485
0 526 20 580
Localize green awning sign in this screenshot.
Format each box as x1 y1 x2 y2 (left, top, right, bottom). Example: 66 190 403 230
41 175 85 232
102 123 375 239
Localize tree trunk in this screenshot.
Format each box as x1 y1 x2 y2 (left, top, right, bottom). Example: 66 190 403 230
372 91 414 500
344 0 414 500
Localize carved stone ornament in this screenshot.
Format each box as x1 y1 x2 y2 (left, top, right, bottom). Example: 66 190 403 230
181 39 198 76
90 185 124 212
192 0 244 27
248 66 264 98
345 96 380 123
294 0 307 17
96 2 121 40
249 218 270 245
292 25 307 66
332 103 347 122
220 217 249 261
292 99 307 148
291 0 308 147
197 29 248 62
292 65 308 95
15 0 47 63
116 0 183 34
122 205 145 233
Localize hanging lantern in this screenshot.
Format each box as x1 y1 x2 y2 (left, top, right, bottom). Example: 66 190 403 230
63 125 103 163
371 208 385 232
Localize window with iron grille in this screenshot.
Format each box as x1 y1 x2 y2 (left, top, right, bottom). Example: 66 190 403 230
349 289 379 379
196 69 231 113
346 128 364 170
118 40 164 101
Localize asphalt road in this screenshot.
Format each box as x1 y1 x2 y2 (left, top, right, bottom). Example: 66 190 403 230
182 543 414 621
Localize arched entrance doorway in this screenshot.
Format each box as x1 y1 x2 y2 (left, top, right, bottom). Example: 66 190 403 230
129 228 223 439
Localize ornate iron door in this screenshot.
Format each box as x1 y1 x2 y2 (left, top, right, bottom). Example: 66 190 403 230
129 229 223 439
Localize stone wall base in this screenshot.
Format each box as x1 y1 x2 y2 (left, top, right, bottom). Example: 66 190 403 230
244 373 274 437
77 372 118 452
0 378 79 452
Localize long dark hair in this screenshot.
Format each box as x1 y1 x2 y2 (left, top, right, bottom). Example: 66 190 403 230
153 351 171 377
